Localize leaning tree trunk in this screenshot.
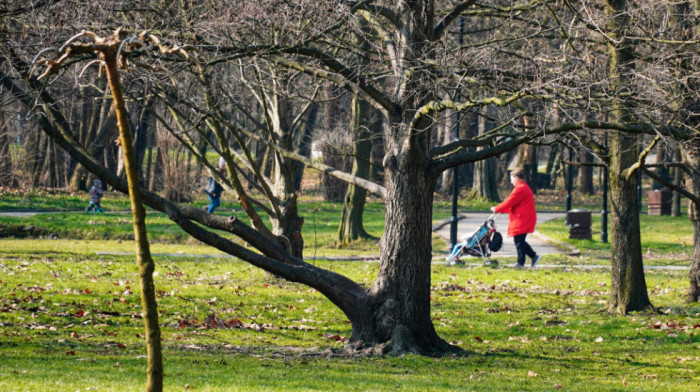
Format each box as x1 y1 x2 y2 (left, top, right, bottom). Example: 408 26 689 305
103 42 163 391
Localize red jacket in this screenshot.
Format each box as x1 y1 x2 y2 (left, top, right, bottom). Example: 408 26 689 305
494 181 537 237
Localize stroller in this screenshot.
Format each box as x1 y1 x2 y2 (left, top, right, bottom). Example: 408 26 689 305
446 213 503 266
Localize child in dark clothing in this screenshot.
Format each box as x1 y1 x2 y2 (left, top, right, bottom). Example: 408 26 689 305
85 179 105 212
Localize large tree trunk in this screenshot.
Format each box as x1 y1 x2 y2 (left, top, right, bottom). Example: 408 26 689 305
683 138 700 303
354 137 453 355
605 0 652 314
685 0 700 302
607 132 651 313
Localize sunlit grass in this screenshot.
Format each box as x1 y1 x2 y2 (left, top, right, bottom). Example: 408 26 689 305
1 250 698 391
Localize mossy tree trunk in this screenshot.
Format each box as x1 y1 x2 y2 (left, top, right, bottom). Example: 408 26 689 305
604 0 652 314
337 94 375 246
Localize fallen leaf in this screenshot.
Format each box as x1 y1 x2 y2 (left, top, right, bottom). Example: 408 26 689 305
528 371 538 377
225 318 244 328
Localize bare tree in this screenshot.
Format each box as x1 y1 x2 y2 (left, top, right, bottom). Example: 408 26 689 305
30 29 165 390
4 0 700 356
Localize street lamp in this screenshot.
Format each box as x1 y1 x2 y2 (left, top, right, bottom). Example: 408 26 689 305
566 147 573 211
601 135 609 243
449 17 464 252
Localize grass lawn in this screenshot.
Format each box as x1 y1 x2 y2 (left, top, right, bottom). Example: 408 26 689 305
1 251 698 391
1 191 699 391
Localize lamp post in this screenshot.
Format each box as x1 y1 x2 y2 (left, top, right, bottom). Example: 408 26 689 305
601 136 609 243
449 17 464 252
566 147 573 211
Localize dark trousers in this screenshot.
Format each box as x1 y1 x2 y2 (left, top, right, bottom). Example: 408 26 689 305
513 233 536 266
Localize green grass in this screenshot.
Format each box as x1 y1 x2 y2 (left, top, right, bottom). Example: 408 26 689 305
1 251 698 391
2 191 700 390
539 214 693 266
0 188 133 212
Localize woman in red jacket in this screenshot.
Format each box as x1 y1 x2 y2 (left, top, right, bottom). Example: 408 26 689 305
490 168 541 268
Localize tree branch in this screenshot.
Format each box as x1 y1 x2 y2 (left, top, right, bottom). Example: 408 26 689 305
434 0 478 38
625 135 659 181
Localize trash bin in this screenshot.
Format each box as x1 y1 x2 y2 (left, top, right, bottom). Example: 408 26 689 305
566 209 591 239
648 189 672 215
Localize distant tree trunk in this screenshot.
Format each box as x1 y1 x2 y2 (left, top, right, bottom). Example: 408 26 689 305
337 94 375 246
47 138 58 187
30 131 47 187
0 107 12 186
605 0 652 314
579 150 594 195
521 117 538 192
544 144 559 189
294 104 317 190
69 79 112 192
145 145 155 191
133 97 155 186
672 148 682 217
438 101 456 192
470 108 500 201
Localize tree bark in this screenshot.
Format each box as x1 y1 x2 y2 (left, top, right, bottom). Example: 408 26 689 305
604 0 652 313
470 108 500 201
672 148 682 217
360 130 454 355
0 105 12 186
579 150 594 195
684 138 700 302
337 94 376 246
102 37 163 392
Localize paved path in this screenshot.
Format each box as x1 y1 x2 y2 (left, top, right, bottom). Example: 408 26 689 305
433 211 571 262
